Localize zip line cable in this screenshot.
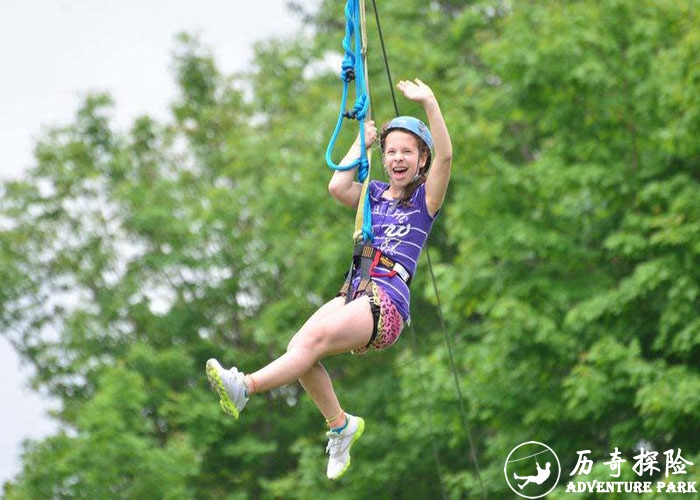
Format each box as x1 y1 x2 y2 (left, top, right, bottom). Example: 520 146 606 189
366 1 447 496
425 247 485 499
408 315 450 500
324 0 447 495
369 1 485 497
325 0 485 496
371 0 399 117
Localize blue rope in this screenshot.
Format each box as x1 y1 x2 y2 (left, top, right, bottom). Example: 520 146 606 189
326 0 373 242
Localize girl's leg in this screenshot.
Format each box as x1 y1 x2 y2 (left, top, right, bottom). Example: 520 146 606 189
206 296 372 480
298 362 345 427
246 296 373 394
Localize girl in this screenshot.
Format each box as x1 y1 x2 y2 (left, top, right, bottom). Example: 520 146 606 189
206 78 452 480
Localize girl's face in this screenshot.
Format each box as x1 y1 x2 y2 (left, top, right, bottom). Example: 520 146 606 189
382 130 427 189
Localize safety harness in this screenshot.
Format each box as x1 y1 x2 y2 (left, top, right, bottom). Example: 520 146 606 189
339 243 412 302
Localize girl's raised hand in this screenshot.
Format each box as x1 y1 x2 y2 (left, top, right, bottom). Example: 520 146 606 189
396 78 435 104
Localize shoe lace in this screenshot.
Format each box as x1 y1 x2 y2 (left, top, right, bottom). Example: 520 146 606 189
325 432 342 455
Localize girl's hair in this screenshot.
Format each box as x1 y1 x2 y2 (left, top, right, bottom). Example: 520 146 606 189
380 123 432 206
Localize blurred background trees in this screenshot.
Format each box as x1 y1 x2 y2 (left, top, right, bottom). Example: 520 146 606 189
2 0 699 497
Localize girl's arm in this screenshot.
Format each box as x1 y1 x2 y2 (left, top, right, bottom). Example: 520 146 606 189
397 79 453 217
328 120 377 209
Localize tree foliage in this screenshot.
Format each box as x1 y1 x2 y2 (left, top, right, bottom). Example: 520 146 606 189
2 0 699 498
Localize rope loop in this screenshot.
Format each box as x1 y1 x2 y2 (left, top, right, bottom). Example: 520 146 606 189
341 50 356 82
326 0 373 243
327 0 369 171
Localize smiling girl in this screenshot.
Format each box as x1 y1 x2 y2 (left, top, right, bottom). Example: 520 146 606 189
206 78 452 480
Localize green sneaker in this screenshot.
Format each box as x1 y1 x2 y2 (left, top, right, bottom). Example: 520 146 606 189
206 358 248 419
325 413 365 480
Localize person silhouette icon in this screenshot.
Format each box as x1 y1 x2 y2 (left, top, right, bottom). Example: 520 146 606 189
513 460 551 489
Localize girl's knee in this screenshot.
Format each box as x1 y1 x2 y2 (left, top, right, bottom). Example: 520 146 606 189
287 326 329 356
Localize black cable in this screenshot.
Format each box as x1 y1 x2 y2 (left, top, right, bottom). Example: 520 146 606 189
371 0 400 117
371 1 486 497
426 247 485 499
408 323 449 500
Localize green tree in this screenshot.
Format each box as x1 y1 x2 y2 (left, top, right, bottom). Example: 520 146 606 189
437 0 700 496
2 0 699 498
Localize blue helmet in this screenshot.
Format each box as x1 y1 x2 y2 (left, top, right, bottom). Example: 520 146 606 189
380 116 433 168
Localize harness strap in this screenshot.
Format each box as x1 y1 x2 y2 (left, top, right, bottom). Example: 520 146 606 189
372 254 411 283
339 244 412 303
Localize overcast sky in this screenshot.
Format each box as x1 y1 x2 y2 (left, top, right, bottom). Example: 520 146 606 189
0 0 313 484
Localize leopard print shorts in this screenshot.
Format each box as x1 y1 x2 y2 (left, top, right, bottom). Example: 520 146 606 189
348 281 405 356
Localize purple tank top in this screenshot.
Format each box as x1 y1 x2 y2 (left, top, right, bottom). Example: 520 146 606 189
349 180 437 321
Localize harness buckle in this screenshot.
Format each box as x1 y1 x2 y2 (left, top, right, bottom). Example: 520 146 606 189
339 244 411 303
